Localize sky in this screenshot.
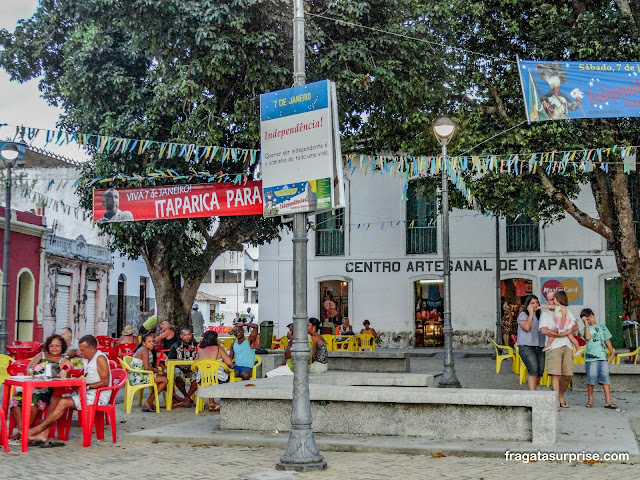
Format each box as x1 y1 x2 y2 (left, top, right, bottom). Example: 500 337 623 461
0 1 88 161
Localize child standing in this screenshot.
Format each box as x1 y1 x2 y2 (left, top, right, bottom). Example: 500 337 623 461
581 308 616 409
540 291 581 354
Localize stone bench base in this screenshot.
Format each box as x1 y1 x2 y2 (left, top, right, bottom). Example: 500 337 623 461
327 351 409 372
198 376 557 444
572 364 640 392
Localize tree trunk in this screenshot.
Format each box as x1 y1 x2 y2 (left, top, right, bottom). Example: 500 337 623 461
140 239 211 329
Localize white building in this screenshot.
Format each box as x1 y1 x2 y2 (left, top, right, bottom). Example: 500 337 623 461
260 167 628 349
198 246 259 327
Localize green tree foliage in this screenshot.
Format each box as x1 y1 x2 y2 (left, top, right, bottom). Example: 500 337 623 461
3 0 640 314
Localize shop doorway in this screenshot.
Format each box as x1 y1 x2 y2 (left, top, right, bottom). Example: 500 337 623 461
319 280 349 326
414 280 443 347
500 278 533 346
117 274 126 336
16 270 35 342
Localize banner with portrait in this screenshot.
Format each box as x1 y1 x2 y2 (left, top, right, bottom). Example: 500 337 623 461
92 182 263 223
518 59 640 122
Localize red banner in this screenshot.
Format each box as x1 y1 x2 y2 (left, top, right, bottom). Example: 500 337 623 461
93 182 263 223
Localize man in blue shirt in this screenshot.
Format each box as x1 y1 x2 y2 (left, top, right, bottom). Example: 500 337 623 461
231 322 258 380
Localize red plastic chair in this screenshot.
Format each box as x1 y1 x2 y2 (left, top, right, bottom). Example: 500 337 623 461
59 369 128 444
117 343 138 358
0 407 9 453
96 336 117 349
100 346 118 362
6 360 30 376
108 360 118 369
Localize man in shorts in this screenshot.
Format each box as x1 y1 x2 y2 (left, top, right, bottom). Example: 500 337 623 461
231 322 258 380
28 335 111 444
539 293 578 409
167 326 199 407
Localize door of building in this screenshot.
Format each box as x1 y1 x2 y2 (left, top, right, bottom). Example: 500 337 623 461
604 277 624 348
117 275 126 336
55 274 72 334
85 280 97 336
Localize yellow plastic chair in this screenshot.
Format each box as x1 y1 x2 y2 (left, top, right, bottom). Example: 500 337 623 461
357 334 376 352
540 364 551 387
491 340 515 374
335 336 358 351
512 345 520 374
191 359 225 414
616 346 639 364
573 346 586 365
0 354 14 386
119 355 162 413
279 337 289 350
322 335 336 352
218 355 262 382
218 337 236 353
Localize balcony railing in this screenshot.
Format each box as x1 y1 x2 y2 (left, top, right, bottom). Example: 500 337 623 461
406 226 437 254
506 223 540 252
315 229 344 256
46 235 112 265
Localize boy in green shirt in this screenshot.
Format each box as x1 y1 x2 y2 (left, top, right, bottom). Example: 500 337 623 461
580 308 616 409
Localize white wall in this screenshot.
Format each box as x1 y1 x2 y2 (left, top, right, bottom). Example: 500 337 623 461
260 167 619 342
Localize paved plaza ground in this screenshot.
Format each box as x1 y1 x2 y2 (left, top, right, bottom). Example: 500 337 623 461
2 351 639 479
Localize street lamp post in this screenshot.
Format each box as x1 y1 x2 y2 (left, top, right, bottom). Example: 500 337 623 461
0 142 27 354
433 119 461 388
276 0 326 472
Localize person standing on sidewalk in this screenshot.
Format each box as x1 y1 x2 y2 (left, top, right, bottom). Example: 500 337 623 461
191 304 204 338
581 308 617 409
540 292 579 409
516 295 546 391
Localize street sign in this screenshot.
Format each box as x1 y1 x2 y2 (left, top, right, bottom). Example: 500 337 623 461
260 79 343 217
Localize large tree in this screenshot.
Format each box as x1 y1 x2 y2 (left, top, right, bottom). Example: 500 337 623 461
0 0 450 326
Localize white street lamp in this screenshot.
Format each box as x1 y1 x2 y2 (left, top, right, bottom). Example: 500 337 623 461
433 119 461 388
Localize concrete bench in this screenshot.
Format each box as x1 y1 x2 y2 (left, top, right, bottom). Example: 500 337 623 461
327 351 410 373
197 375 557 444
572 364 640 392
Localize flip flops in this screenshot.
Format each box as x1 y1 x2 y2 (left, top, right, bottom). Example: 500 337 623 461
559 402 569 408
141 408 155 413
28 440 45 446
585 403 594 408
39 440 65 448
604 404 618 409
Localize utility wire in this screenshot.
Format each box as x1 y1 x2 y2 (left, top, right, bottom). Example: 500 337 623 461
306 11 517 65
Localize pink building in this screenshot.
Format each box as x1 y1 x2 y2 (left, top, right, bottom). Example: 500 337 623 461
0 206 47 342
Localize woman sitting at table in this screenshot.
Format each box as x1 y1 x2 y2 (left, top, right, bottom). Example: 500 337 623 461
8 334 67 439
195 330 234 411
340 318 354 335
155 320 178 351
308 318 328 373
117 325 136 345
130 332 168 412
360 319 379 339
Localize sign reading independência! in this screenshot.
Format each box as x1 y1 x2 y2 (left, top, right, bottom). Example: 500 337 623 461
92 182 263 223
518 59 640 122
259 79 343 217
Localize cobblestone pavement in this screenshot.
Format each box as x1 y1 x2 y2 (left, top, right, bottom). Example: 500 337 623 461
3 352 639 479
1 441 637 479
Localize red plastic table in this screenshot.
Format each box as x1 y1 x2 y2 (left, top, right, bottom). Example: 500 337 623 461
6 345 38 360
2 376 89 452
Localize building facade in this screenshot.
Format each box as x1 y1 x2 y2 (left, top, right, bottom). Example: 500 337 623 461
260 168 626 348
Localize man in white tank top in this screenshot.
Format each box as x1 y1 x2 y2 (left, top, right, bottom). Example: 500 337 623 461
28 335 111 444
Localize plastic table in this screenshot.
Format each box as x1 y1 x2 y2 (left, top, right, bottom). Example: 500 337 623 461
6 346 38 360
2 376 88 452
165 360 195 410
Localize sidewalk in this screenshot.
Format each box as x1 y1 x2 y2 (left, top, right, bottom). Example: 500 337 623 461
1 352 638 479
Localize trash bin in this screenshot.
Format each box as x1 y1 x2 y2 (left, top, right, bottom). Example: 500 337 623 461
623 321 639 349
259 321 274 349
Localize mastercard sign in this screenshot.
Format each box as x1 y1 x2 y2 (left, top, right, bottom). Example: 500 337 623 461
541 277 584 305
